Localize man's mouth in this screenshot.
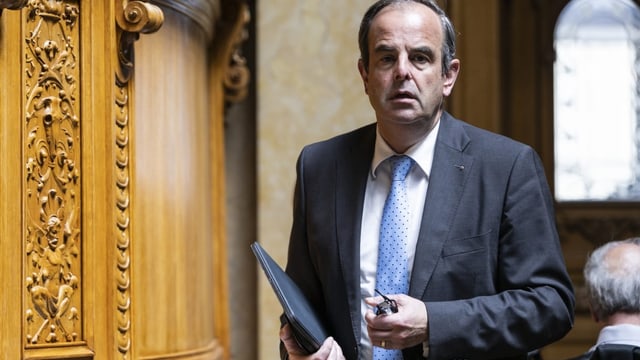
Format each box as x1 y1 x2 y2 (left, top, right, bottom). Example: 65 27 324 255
391 91 416 100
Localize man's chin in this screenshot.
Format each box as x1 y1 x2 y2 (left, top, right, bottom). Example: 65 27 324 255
385 112 426 125
381 112 439 129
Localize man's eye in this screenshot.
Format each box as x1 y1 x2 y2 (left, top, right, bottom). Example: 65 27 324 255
380 55 395 63
412 54 429 63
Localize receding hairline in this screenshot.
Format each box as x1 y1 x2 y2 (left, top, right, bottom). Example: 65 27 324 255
603 242 640 275
367 2 446 50
372 1 444 31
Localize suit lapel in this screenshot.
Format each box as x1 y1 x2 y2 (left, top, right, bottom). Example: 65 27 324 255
335 124 376 343
409 113 474 299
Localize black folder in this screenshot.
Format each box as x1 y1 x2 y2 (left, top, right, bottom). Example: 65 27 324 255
251 241 329 354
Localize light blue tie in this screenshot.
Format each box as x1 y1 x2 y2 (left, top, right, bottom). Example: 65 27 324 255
374 155 413 360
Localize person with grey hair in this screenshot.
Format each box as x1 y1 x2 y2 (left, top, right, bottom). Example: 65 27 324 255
278 0 574 359
567 238 640 360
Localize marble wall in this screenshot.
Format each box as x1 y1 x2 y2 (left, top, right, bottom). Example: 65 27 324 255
257 1 374 359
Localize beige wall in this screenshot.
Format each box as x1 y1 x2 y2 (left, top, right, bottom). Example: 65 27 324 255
256 1 374 359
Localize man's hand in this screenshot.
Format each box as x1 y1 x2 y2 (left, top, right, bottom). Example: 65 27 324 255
364 294 429 350
280 323 345 360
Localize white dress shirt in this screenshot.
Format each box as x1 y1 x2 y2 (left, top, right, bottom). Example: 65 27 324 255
358 121 439 359
590 323 640 351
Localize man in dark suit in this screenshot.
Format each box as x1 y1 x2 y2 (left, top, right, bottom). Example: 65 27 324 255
567 238 640 360
279 0 575 359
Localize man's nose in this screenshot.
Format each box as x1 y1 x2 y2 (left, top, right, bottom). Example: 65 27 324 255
394 57 412 80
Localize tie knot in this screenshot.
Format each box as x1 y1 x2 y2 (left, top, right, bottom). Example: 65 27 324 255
389 155 413 181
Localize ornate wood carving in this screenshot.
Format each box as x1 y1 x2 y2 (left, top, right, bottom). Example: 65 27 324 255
557 205 640 246
223 4 250 106
114 81 132 358
558 216 640 245
115 0 163 84
209 1 251 113
114 2 163 358
116 0 163 34
23 0 81 346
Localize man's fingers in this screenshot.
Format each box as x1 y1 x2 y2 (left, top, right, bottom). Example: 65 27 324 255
279 324 305 355
324 337 345 360
280 324 345 359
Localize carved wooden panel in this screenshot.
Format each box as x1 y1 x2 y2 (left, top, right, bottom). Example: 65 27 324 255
23 0 82 346
2 0 243 358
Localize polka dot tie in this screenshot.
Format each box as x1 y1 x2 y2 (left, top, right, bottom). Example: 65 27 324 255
374 155 413 360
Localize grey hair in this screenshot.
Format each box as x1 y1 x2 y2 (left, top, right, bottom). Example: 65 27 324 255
358 0 457 75
584 237 640 321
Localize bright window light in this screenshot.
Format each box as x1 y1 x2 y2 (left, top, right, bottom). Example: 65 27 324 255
554 0 640 201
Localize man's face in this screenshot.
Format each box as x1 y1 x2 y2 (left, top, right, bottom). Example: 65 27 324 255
358 2 459 131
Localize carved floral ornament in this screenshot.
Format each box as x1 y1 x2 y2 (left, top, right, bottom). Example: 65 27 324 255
24 0 81 345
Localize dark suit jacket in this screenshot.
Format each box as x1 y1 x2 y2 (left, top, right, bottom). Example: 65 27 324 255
284 112 575 359
567 344 640 360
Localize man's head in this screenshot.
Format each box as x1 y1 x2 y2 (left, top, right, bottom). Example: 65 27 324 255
584 238 640 323
358 0 456 75
356 0 460 152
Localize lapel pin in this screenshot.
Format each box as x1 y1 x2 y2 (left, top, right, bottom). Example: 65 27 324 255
454 164 465 170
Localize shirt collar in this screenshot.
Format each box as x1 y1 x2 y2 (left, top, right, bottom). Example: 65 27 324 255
371 120 440 179
592 324 640 350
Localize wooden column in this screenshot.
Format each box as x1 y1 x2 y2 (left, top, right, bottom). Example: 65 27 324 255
445 0 502 132
129 1 224 358
0 0 245 358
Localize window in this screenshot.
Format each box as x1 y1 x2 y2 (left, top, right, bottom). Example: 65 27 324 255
554 0 640 201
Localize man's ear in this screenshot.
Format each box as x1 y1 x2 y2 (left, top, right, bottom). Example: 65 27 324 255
442 58 460 97
358 58 369 95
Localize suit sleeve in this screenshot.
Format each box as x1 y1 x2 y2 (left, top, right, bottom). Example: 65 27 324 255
425 146 575 359
279 147 327 359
